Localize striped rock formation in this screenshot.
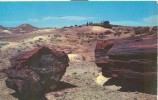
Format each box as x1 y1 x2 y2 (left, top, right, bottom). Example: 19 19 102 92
95 35 157 80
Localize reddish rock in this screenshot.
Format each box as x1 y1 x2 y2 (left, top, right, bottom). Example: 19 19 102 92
95 35 157 79
5 46 69 100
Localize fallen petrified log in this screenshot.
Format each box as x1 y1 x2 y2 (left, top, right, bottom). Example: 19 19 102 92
95 35 157 80
5 46 69 100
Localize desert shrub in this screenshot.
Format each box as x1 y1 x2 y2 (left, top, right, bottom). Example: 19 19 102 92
146 31 155 35
152 26 157 31
38 38 43 41
114 32 121 36
82 56 86 61
104 31 111 35
70 26 73 27
135 27 150 35
88 35 93 38
78 37 89 44
78 39 84 45
91 32 94 35
30 41 33 44
100 33 103 35
50 35 62 42
101 21 112 29
124 31 129 34
54 34 62 38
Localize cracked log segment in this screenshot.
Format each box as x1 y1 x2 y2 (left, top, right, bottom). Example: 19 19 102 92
5 46 69 100
95 35 157 80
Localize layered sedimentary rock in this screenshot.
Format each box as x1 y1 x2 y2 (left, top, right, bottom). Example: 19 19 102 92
5 46 69 100
95 35 157 79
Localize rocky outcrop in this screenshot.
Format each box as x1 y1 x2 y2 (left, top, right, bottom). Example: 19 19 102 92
5 46 69 100
95 35 157 79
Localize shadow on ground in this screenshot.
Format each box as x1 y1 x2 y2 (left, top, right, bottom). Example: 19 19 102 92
46 81 77 93
11 81 77 100
104 78 157 95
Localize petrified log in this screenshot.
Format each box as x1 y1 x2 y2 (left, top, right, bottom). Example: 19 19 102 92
5 46 69 100
95 35 157 79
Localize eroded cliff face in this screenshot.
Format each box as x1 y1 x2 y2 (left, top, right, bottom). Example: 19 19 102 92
95 34 157 79
5 46 69 100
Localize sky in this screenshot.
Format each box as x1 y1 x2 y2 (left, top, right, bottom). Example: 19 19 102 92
0 2 157 27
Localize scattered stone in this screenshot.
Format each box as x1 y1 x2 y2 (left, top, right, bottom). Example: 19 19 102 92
54 93 60 97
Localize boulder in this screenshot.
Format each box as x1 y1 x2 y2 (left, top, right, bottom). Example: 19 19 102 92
5 46 69 100
95 35 157 80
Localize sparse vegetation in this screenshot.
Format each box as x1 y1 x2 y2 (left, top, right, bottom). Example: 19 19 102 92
29 41 33 44
38 37 43 41
134 27 150 35
53 34 62 38
86 20 112 28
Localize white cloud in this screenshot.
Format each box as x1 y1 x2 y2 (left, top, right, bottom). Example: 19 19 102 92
42 16 95 21
28 19 39 22
143 15 158 26
111 21 145 26
2 20 26 24
42 16 54 21
58 16 94 21
111 14 158 26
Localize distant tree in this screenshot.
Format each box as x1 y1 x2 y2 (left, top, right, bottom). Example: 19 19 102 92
86 22 89 26
89 21 93 25
102 21 112 29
